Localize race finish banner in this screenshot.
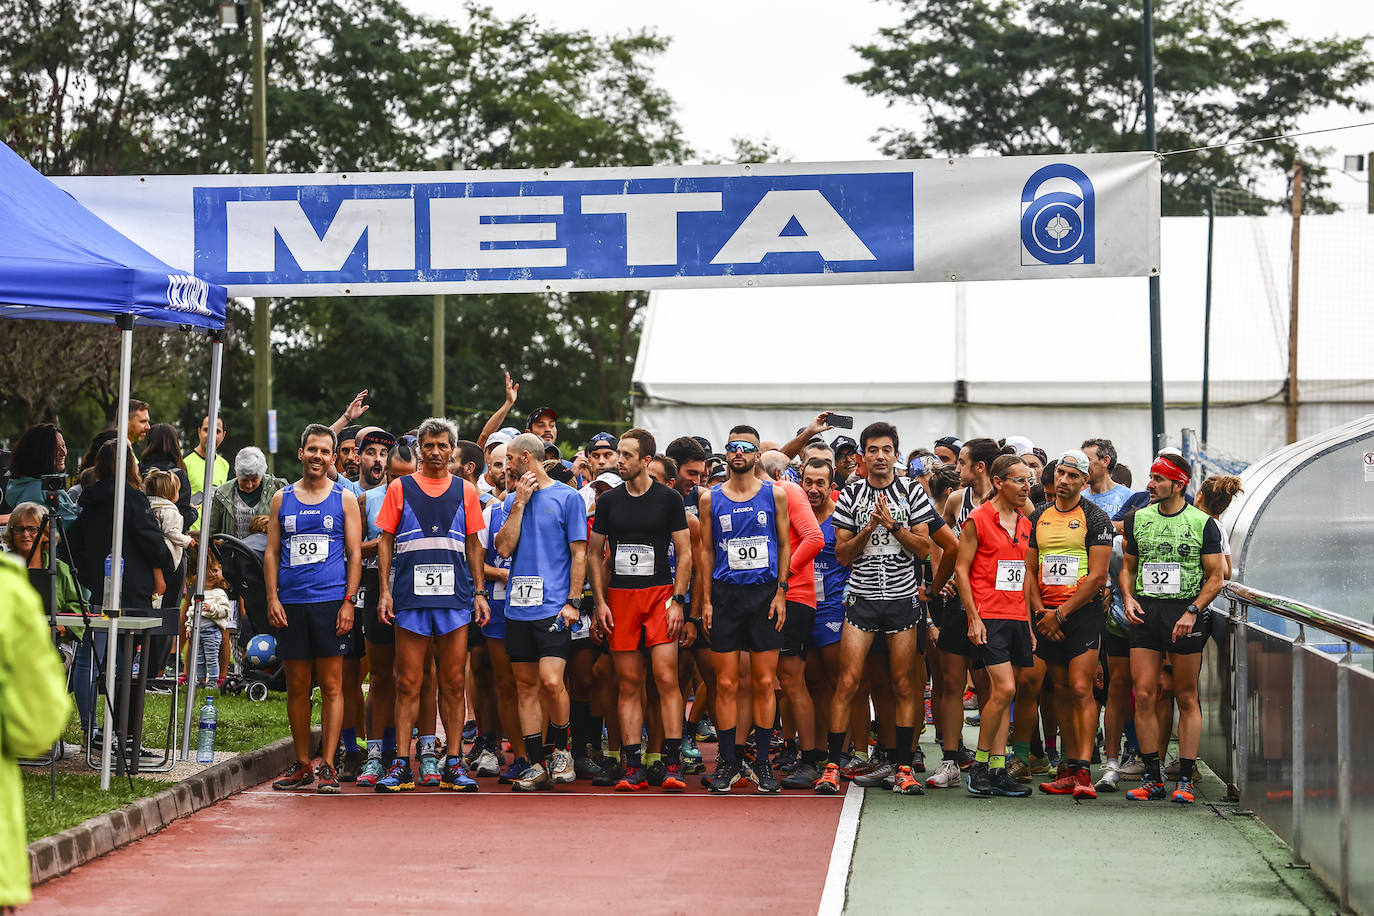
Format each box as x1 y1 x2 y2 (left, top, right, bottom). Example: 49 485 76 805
55 152 1159 297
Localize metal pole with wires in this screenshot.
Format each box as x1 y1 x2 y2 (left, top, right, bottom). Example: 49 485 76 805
1143 0 1166 455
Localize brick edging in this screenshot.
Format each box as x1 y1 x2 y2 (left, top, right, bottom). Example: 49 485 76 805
28 729 317 886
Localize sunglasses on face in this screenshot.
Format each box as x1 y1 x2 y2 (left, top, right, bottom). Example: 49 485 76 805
724 441 758 454
1004 476 1032 486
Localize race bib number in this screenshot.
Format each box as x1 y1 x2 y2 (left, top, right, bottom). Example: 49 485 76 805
727 536 769 571
414 563 454 596
290 534 329 567
508 575 544 607
814 570 825 601
1142 562 1181 594
1040 555 1080 587
863 525 902 557
615 543 655 577
995 559 1026 592
492 578 507 601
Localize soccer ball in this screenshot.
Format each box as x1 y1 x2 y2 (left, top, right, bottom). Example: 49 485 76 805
245 634 278 668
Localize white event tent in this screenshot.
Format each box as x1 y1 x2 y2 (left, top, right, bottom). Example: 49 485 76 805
632 213 1374 474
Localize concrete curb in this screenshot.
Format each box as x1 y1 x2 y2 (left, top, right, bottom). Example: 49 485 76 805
28 730 318 887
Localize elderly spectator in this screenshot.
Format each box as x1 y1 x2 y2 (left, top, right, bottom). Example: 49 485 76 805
138 423 195 531
209 446 286 539
3 424 78 529
185 414 230 499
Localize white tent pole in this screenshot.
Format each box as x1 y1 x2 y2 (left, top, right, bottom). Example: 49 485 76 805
101 314 135 790
182 331 223 760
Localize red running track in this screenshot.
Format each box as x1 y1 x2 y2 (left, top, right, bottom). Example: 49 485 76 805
29 770 849 913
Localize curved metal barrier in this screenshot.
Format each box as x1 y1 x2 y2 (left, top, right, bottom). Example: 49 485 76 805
1202 582 1373 913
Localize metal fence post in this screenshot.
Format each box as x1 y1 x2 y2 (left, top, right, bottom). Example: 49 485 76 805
1290 625 1305 864
1231 597 1249 802
1336 643 1351 911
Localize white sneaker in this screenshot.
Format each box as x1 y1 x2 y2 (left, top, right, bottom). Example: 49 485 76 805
471 748 501 777
926 759 962 788
550 749 576 783
1095 763 1121 793
1118 752 1144 779
512 763 553 791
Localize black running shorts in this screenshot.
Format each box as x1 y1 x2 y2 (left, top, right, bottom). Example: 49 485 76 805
1034 597 1104 667
708 579 784 654
970 617 1034 670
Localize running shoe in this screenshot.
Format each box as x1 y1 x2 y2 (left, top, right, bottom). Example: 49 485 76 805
1118 751 1145 779
646 759 667 787
315 762 341 794
814 762 842 794
471 748 502 778
338 749 363 783
966 762 994 797
705 759 743 794
662 762 687 792
854 761 896 788
1027 754 1049 776
550 749 576 784
1126 779 1168 801
1095 763 1121 793
461 720 479 744
781 761 821 790
956 745 977 770
962 688 978 710
1164 756 1181 779
1172 777 1196 805
912 748 926 774
512 763 554 791
892 765 924 795
990 768 1032 798
356 756 385 788
1073 768 1098 800
1006 756 1032 784
593 757 625 787
272 761 315 791
924 697 934 725
681 738 705 774
1046 749 1062 777
841 752 881 781
440 759 479 792
756 769 781 794
374 758 415 793
964 709 981 727
695 719 717 743
739 754 760 787
498 756 530 785
926 759 961 788
574 756 603 781
417 754 442 787
1038 770 1079 795
616 764 649 792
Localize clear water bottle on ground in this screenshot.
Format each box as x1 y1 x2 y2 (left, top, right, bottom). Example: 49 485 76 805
196 696 218 763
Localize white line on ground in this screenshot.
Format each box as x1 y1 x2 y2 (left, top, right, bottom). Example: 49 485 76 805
241 789 843 799
817 785 864 916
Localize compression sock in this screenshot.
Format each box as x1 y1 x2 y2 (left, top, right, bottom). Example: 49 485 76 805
589 714 605 751
569 700 592 756
622 743 643 766
548 721 570 752
1142 751 1162 783
753 727 771 771
340 727 358 754
382 727 396 757
990 754 1006 771
417 734 437 757
366 739 382 760
662 740 682 765
802 748 825 766
1179 758 1196 780
894 726 916 768
827 731 847 763
1013 741 1031 762
522 734 544 764
480 732 498 753
718 728 738 762
1044 735 1058 757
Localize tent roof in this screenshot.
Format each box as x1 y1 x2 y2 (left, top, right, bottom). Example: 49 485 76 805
0 142 226 329
634 213 1374 407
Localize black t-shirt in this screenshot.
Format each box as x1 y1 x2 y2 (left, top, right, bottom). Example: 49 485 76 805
592 480 688 589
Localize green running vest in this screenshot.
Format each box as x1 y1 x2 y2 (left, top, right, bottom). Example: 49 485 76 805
1130 502 1210 600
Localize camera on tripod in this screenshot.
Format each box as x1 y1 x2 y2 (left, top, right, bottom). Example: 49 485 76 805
40 472 66 492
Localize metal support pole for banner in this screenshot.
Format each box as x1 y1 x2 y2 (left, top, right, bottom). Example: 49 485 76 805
249 0 272 471
1201 188 1215 444
432 294 445 416
182 331 225 760
1143 0 1165 455
101 314 136 790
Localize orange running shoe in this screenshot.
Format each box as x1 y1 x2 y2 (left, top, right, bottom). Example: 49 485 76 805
814 762 841 794
662 762 686 792
1126 779 1167 801
1172 777 1196 804
1072 767 1097 800
1038 770 1079 795
891 765 924 796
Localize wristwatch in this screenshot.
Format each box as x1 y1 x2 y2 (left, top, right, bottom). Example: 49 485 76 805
344 594 357 606
671 594 687 605
1185 603 1199 615
777 581 790 593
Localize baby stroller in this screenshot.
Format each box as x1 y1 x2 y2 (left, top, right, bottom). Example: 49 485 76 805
210 533 286 701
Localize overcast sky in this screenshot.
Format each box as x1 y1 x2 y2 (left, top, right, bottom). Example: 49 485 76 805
404 0 1374 210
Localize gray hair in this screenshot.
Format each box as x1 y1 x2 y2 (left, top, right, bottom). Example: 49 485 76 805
3 501 48 553
760 449 790 480
415 417 457 447
507 433 544 463
235 446 267 479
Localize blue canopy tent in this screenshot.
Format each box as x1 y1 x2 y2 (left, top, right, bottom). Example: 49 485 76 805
1 140 229 788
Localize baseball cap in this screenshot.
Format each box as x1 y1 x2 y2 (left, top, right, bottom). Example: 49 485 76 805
832 435 858 455
485 426 521 449
357 428 396 451
1005 435 1036 457
339 425 361 443
527 407 558 428
1157 446 1184 458
1058 449 1091 475
592 471 622 488
586 431 617 454
543 442 562 458
692 436 713 455
934 435 963 453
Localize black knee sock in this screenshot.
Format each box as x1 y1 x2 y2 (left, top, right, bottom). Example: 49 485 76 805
622 742 643 766
718 727 737 762
569 700 592 756
894 726 916 768
1179 757 1195 780
753 727 771 770
548 721 570 752
521 733 543 763
1142 751 1162 782
827 731 847 763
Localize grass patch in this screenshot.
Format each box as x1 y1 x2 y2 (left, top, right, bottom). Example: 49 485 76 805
61 688 317 754
22 772 165 844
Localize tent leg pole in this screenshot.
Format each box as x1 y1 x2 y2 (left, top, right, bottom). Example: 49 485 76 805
182 332 224 760
102 315 135 790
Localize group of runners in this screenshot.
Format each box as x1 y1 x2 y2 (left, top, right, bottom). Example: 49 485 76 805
262 378 1230 806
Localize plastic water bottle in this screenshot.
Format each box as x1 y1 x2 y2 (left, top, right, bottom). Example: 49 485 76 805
196 696 218 763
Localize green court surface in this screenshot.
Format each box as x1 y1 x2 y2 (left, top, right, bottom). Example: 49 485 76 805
840 738 1335 915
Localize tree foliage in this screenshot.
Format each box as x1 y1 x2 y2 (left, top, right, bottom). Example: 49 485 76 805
850 0 1374 213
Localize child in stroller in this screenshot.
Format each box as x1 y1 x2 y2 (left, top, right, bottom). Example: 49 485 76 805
209 531 286 701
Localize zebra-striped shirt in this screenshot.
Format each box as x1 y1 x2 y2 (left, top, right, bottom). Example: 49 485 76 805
833 476 939 599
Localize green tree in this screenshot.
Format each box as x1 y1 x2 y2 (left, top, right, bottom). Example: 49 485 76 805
850 0 1374 213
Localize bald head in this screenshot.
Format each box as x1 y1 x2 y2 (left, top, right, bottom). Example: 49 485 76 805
760 449 790 480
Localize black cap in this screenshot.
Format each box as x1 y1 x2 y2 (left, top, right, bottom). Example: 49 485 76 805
832 435 858 455
934 435 963 452
544 442 562 458
692 435 713 455
586 431 617 454
527 407 558 428
339 425 361 443
358 429 396 451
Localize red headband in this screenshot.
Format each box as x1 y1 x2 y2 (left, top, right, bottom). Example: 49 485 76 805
1150 457 1189 485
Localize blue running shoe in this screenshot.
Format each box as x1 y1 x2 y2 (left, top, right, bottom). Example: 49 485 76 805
374 757 414 793
418 754 442 787
498 755 530 785
356 756 385 788
441 757 479 792
681 737 704 774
